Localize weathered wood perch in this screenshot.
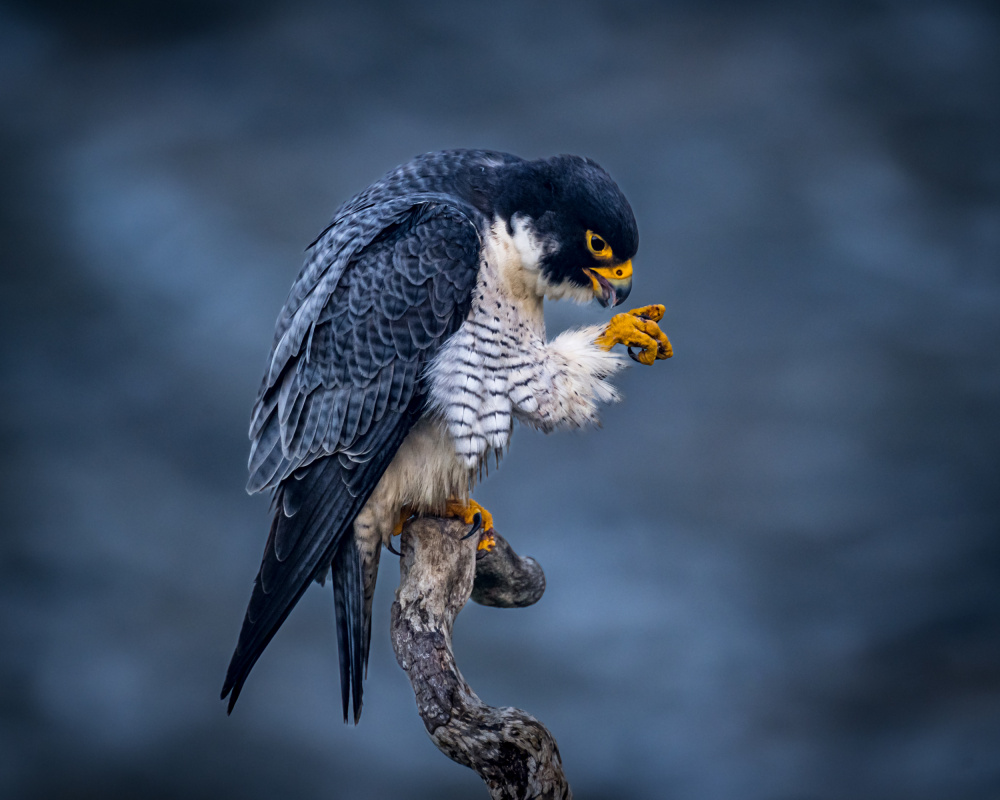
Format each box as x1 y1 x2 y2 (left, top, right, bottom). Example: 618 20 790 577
391 517 571 799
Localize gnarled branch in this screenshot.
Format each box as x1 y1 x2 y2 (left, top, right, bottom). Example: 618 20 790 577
390 517 570 799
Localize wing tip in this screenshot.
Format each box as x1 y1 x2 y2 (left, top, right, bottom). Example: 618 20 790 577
221 652 249 714
221 679 240 715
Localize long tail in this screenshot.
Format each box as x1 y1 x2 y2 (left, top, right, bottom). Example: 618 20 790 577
332 517 384 723
222 456 392 721
223 397 422 720
221 455 368 714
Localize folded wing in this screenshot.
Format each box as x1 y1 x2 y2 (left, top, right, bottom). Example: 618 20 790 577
222 201 482 718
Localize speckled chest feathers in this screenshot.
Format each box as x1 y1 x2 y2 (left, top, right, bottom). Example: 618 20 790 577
425 217 624 477
427 222 545 470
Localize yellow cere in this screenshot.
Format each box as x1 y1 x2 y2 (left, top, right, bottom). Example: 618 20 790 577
587 259 633 282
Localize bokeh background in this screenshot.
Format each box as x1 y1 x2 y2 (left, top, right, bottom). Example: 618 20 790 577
2 1 998 798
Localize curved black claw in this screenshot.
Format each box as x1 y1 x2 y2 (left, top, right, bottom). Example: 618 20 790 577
385 537 402 556
627 347 642 363
461 512 483 540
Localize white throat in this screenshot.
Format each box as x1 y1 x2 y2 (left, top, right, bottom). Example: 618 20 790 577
489 215 595 306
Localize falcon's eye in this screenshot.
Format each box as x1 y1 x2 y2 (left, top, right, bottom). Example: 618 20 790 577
586 230 613 260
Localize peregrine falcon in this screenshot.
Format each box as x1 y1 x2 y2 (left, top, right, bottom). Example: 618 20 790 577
222 149 672 721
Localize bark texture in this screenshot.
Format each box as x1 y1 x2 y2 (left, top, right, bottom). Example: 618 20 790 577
391 517 570 799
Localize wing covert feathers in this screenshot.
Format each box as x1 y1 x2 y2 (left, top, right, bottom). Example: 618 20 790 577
246 202 480 494
224 201 482 719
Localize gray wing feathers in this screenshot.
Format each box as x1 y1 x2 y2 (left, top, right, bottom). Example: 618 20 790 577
223 200 482 716
247 200 480 494
264 193 469 391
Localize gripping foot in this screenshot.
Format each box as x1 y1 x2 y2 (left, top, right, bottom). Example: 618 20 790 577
461 512 483 541
595 304 672 365
444 498 495 541
386 505 415 556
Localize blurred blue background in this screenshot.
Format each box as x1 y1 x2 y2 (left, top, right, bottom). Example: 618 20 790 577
1 1 998 798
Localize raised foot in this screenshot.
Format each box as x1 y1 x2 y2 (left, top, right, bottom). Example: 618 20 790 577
595 304 673 365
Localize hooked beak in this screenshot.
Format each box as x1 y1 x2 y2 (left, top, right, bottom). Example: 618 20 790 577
583 260 633 308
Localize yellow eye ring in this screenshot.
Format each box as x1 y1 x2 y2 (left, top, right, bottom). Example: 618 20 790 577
586 230 613 260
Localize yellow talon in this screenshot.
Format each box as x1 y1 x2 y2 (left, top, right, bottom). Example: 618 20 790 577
477 532 496 553
444 498 494 532
595 304 672 365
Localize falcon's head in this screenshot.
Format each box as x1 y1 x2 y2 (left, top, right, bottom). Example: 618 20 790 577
494 154 638 307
